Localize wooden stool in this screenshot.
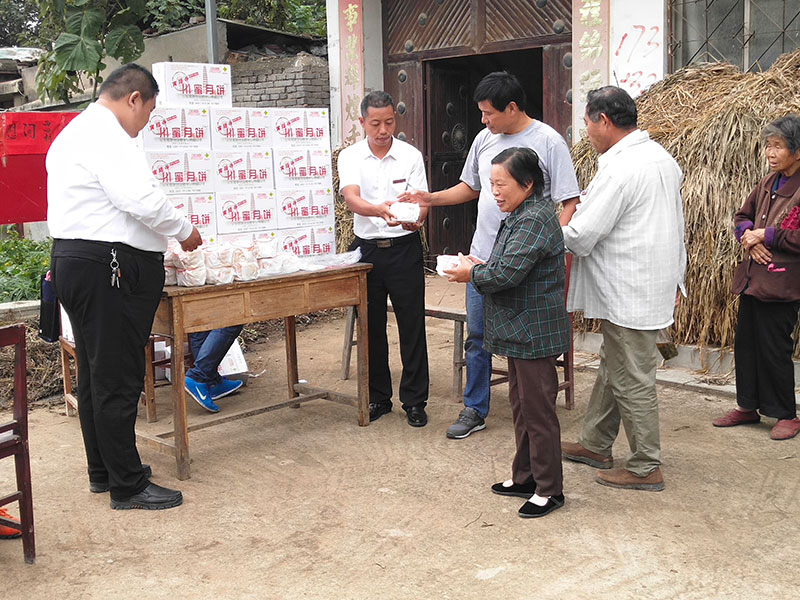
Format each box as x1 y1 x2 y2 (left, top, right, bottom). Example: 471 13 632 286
341 303 468 404
0 323 35 563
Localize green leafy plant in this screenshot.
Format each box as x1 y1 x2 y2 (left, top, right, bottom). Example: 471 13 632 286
0 0 41 46
36 0 149 103
145 0 205 34
219 0 326 37
0 228 52 303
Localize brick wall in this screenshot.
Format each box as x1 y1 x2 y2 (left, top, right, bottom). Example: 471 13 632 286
231 53 330 108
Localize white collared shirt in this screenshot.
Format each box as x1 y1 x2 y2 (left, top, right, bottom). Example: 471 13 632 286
337 137 429 239
46 103 193 253
563 129 687 330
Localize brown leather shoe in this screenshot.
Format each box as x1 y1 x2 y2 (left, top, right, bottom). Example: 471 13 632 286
770 418 800 440
596 467 665 491
712 408 760 427
561 441 613 469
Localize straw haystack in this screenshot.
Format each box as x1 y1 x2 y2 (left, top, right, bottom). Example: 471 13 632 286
571 49 800 358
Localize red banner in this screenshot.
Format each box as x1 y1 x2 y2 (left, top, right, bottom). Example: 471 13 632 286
0 112 78 225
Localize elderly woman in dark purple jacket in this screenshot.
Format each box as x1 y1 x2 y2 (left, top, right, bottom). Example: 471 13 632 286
713 115 800 440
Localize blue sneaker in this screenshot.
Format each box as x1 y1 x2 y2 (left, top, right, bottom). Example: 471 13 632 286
185 376 219 413
209 377 243 400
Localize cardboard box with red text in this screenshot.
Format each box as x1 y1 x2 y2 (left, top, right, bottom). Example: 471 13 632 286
210 107 272 149
152 62 232 107
215 189 278 235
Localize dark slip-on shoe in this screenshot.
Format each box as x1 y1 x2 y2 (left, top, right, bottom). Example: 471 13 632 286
518 494 565 518
369 402 392 422
110 482 183 510
405 405 428 427
491 480 537 498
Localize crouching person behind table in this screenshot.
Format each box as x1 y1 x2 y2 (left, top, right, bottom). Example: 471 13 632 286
337 91 431 427
445 147 571 518
47 63 202 510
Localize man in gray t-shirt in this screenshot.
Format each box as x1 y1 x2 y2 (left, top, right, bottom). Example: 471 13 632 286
400 71 579 440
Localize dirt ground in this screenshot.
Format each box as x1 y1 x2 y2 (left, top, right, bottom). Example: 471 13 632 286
3 276 800 599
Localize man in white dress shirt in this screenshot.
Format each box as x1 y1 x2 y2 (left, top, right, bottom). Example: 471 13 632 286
560 86 686 492
47 64 202 510
338 91 430 427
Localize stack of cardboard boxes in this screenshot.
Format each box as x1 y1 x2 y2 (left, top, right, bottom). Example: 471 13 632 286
142 62 335 256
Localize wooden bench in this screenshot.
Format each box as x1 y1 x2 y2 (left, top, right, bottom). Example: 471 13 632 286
341 304 574 409
341 304 467 403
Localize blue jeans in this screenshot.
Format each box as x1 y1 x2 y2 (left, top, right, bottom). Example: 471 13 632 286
464 282 491 418
187 325 244 386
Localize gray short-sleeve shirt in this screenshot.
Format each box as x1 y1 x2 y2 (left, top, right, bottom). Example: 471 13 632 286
461 120 579 261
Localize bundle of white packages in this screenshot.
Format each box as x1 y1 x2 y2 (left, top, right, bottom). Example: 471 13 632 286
203 242 233 268
389 201 420 223
175 248 207 286
258 252 301 277
298 248 362 271
203 242 235 284
164 240 181 285
435 254 461 278
232 240 259 281
255 237 279 259
165 265 178 285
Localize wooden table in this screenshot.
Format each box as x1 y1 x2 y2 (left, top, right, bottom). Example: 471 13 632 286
136 263 372 480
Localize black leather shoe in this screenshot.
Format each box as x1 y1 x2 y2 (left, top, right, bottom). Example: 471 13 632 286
110 482 183 510
405 405 427 427
369 402 392 422
491 480 537 498
518 493 565 518
90 464 152 493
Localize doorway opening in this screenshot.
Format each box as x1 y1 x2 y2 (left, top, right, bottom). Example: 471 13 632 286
424 48 544 256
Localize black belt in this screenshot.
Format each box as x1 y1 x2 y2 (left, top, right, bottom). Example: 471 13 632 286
356 231 419 249
52 238 163 262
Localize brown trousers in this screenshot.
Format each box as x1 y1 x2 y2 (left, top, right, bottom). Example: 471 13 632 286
507 356 563 497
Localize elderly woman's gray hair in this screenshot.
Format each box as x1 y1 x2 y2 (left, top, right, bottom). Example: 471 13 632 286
762 114 800 153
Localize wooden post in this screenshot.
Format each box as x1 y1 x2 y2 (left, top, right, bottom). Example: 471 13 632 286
355 272 369 426
284 316 299 403
170 301 190 480
452 320 464 404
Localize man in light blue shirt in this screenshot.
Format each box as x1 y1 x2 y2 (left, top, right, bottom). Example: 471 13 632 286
401 71 579 438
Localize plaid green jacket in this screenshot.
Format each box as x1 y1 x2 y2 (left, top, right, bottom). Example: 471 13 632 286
471 195 571 360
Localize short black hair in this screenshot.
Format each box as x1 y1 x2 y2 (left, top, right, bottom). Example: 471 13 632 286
762 115 800 154
473 71 527 113
491 147 544 198
99 63 159 101
360 91 395 117
585 86 637 129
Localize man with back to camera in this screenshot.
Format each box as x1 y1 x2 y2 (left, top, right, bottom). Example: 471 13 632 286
560 86 686 492
47 63 202 510
338 91 431 427
399 71 580 439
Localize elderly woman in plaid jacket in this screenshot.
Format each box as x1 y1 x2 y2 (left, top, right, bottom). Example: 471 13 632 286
446 146 571 518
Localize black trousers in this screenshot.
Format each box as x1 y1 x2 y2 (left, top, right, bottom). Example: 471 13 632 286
51 239 164 500
352 233 429 408
735 294 800 419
